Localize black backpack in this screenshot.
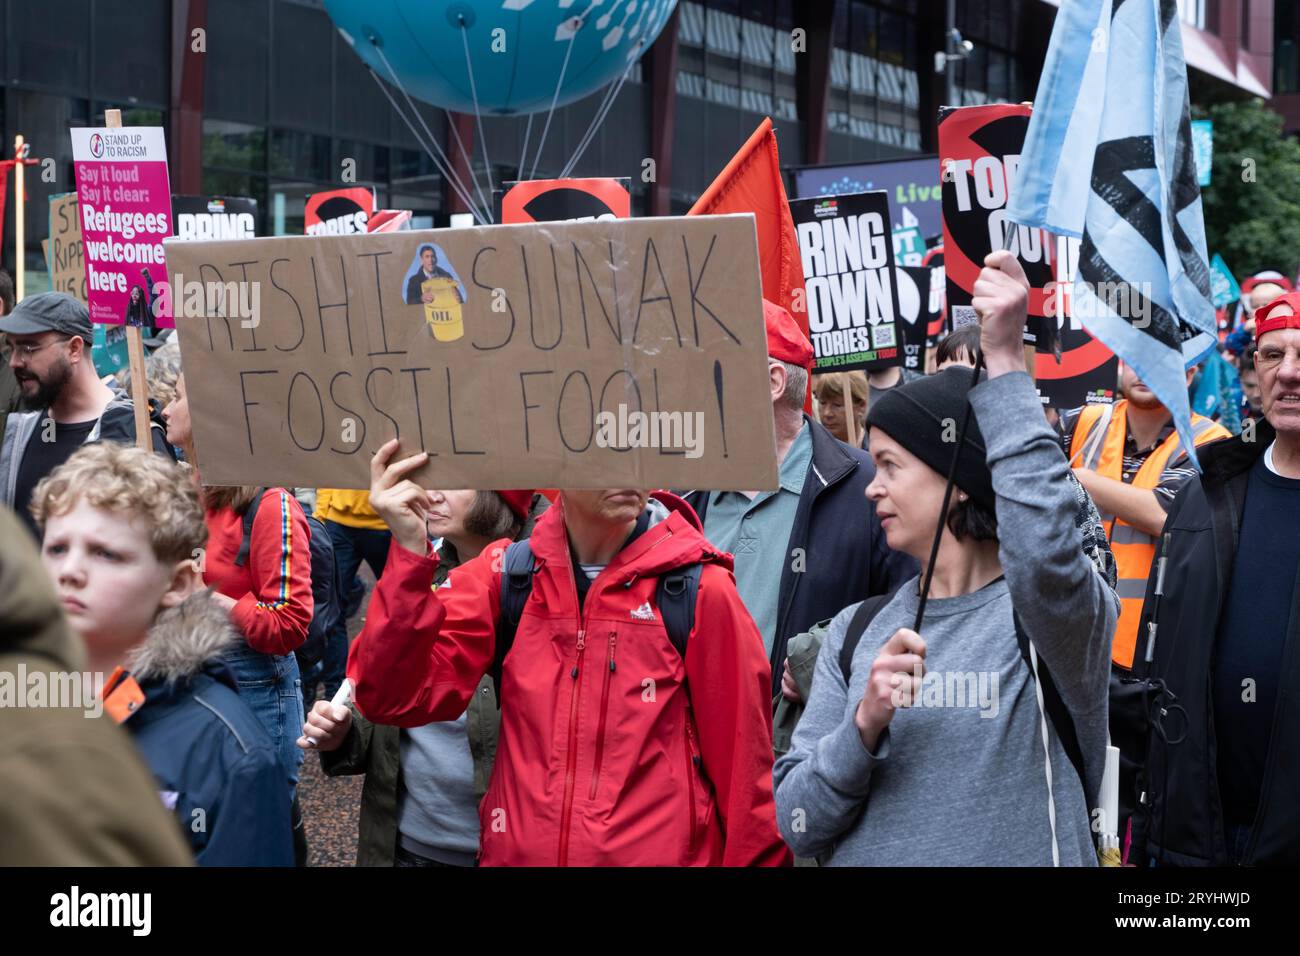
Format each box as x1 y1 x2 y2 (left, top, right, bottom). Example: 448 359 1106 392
837 593 1088 800
237 491 339 669
492 539 703 701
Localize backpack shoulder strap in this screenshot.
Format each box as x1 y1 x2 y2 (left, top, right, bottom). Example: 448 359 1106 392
1014 612 1088 799
656 563 704 659
839 594 892 686
234 488 267 568
492 539 536 701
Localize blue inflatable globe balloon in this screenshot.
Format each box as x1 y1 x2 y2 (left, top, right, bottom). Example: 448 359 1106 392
325 0 679 116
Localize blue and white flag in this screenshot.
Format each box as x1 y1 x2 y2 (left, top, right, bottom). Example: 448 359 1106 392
1007 0 1217 467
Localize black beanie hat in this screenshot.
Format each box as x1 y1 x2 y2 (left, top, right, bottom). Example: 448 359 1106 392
865 367 996 513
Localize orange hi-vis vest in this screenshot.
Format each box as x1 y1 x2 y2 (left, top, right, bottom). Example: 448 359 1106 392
1071 401 1229 669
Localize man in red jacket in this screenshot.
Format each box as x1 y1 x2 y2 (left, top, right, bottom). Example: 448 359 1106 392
315 441 790 866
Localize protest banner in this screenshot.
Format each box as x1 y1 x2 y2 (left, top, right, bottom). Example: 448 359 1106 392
791 156 943 239
173 195 258 241
939 104 1059 357
47 193 88 305
790 191 902 373
165 213 778 491
70 125 173 328
1036 233 1120 410
500 177 631 223
922 244 946 350
1209 253 1240 309
304 187 375 235
896 265 933 373
1191 119 1213 187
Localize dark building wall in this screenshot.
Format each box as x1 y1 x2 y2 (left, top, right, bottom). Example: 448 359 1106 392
0 0 1206 280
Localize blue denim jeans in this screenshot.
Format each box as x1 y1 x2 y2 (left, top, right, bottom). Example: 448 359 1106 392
221 644 304 797
319 521 391 700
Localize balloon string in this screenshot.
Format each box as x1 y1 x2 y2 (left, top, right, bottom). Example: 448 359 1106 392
367 67 488 225
517 112 535 181
367 42 490 224
456 17 497 210
443 106 493 223
560 42 643 180
530 22 580 180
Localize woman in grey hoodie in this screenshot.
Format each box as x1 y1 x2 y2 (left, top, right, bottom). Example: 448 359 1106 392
774 253 1118 866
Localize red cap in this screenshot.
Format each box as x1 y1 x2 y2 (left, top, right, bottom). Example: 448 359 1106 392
1242 272 1294 295
764 298 813 368
1254 291 1300 341
495 490 534 522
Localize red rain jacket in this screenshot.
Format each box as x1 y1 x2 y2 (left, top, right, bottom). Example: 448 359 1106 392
350 493 789 867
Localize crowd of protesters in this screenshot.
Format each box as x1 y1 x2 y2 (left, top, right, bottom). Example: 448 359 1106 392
2 250 1299 867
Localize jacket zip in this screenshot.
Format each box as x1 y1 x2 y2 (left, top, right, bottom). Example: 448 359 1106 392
588 631 617 801
684 719 700 854
557 625 586 867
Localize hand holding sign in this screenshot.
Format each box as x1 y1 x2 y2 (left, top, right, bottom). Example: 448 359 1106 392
972 250 1031 379
369 438 432 556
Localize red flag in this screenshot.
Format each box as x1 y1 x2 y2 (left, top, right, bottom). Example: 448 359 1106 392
689 118 806 337
689 118 809 409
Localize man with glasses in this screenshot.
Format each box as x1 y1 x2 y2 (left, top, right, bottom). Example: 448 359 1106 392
1 292 173 539
1128 290 1300 866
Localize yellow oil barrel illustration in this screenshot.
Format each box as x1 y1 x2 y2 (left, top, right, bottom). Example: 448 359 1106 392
422 276 464 342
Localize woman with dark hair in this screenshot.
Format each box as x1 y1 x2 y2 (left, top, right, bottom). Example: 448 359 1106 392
124 284 151 327
300 488 539 867
775 252 1117 866
935 323 982 370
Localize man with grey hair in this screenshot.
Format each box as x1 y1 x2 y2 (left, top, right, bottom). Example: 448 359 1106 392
683 299 917 699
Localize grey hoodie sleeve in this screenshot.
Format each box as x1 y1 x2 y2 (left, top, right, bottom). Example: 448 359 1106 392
773 602 891 858
968 371 1118 717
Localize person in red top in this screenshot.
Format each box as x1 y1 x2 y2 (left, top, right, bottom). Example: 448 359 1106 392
163 372 313 861
346 441 790 867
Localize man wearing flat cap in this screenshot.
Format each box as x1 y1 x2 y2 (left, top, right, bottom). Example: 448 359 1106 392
1 292 173 539
1127 289 1300 866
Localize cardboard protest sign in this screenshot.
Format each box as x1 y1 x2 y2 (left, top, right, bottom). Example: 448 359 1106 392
896 265 932 373
304 187 374 236
47 193 88 305
939 104 1058 356
70 127 173 327
500 178 631 223
790 192 902 373
166 214 777 491
173 195 258 241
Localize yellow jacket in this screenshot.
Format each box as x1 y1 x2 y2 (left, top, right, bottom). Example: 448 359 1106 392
314 489 387 531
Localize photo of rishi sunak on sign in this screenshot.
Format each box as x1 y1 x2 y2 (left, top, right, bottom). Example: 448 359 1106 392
790 191 902 373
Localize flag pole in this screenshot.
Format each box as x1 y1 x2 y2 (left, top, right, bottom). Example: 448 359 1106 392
13 136 25 301
842 376 858 447
104 109 153 452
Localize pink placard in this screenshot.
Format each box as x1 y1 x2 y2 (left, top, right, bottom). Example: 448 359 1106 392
70 127 174 328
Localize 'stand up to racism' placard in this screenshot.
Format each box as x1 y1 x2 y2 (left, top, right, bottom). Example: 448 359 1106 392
165 214 778 491
790 192 902 373
70 127 173 328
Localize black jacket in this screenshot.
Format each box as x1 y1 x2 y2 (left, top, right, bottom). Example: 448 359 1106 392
684 415 918 696
1127 419 1300 865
